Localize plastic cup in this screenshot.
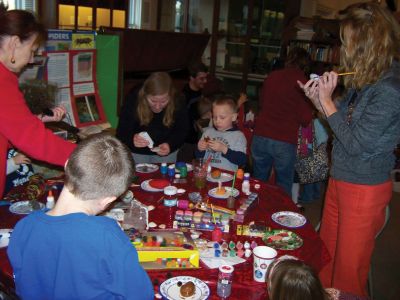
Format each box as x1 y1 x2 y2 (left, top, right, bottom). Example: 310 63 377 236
193 158 207 189
253 246 277 282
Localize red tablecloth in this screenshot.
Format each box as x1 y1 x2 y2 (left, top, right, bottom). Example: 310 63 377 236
0 170 330 299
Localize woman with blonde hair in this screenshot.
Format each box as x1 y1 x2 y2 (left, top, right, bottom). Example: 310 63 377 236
117 72 189 163
299 2 400 296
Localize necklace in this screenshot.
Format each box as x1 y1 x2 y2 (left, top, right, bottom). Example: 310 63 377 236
347 91 358 125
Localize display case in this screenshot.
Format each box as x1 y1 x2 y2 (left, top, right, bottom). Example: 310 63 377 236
214 0 300 100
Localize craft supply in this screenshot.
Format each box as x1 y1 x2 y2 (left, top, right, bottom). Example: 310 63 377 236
177 200 189 210
227 172 237 209
241 172 250 195
217 265 234 298
45 190 55 209
160 163 168 175
164 186 178 228
337 71 356 76
167 165 175 178
236 168 244 180
193 159 207 189
212 227 222 242
236 241 244 258
176 162 188 178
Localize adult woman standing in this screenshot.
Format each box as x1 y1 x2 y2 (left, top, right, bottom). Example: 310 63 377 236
116 72 189 163
0 4 75 197
251 47 313 197
299 2 400 296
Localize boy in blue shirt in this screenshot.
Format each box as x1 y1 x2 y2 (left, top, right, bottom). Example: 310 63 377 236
8 134 154 300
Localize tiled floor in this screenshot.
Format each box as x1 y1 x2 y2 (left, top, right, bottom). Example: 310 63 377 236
301 191 400 300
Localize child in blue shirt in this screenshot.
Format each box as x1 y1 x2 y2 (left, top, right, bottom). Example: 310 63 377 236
8 134 154 300
196 95 247 171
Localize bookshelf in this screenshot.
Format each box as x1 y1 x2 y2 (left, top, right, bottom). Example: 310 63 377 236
282 16 340 74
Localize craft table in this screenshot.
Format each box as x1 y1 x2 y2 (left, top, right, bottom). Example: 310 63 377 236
0 168 330 299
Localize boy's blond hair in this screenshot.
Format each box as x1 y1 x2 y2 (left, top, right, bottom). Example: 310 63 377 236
64 134 134 200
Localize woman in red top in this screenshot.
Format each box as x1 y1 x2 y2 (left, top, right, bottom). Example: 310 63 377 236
0 4 76 196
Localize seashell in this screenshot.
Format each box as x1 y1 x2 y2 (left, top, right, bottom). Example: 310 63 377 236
158 224 166 229
147 205 155 211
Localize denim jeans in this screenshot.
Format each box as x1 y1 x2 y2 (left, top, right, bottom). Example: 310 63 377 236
299 181 323 203
251 135 296 197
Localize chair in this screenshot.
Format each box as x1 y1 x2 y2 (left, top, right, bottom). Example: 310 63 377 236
368 204 390 300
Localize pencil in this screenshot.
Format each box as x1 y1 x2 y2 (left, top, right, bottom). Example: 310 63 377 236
337 72 356 76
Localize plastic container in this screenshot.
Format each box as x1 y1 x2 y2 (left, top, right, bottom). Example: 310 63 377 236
176 162 188 178
167 165 175 178
160 163 168 175
217 265 234 298
242 179 250 195
164 186 178 228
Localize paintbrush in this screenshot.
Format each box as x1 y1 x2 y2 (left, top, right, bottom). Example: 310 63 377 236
337 72 356 76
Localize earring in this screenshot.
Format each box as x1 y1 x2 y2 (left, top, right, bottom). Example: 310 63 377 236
10 57 15 64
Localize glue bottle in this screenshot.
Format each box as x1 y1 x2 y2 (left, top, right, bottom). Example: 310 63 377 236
46 190 55 209
241 173 251 195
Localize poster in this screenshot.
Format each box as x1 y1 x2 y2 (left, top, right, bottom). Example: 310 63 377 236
44 49 107 128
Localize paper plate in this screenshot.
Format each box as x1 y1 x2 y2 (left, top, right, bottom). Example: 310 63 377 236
271 211 307 228
208 187 239 199
0 229 13 248
159 276 210 300
140 180 164 192
135 163 159 173
263 229 303 250
207 172 233 183
9 200 45 215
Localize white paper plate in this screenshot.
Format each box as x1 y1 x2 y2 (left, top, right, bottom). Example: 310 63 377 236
207 172 233 183
160 276 210 300
0 229 13 248
140 179 164 192
170 163 193 172
9 201 45 215
135 163 159 173
208 187 239 199
271 211 307 228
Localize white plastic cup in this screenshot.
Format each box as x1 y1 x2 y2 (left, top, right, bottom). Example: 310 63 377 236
253 246 277 282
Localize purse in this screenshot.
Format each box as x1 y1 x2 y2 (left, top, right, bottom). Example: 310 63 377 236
295 123 329 184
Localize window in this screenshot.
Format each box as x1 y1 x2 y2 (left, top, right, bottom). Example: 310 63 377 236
128 0 142 29
4 0 36 11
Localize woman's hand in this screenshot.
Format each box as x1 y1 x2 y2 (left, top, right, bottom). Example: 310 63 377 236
297 79 323 112
133 134 150 148
208 140 228 154
198 138 208 151
156 143 170 156
318 72 338 106
12 153 31 165
40 106 66 123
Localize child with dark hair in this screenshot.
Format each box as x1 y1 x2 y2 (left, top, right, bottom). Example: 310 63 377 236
267 257 368 300
196 95 247 171
8 134 154 300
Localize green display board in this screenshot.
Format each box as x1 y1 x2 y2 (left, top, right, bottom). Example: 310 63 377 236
96 34 120 128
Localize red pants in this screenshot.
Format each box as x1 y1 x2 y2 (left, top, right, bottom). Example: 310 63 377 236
319 178 391 297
